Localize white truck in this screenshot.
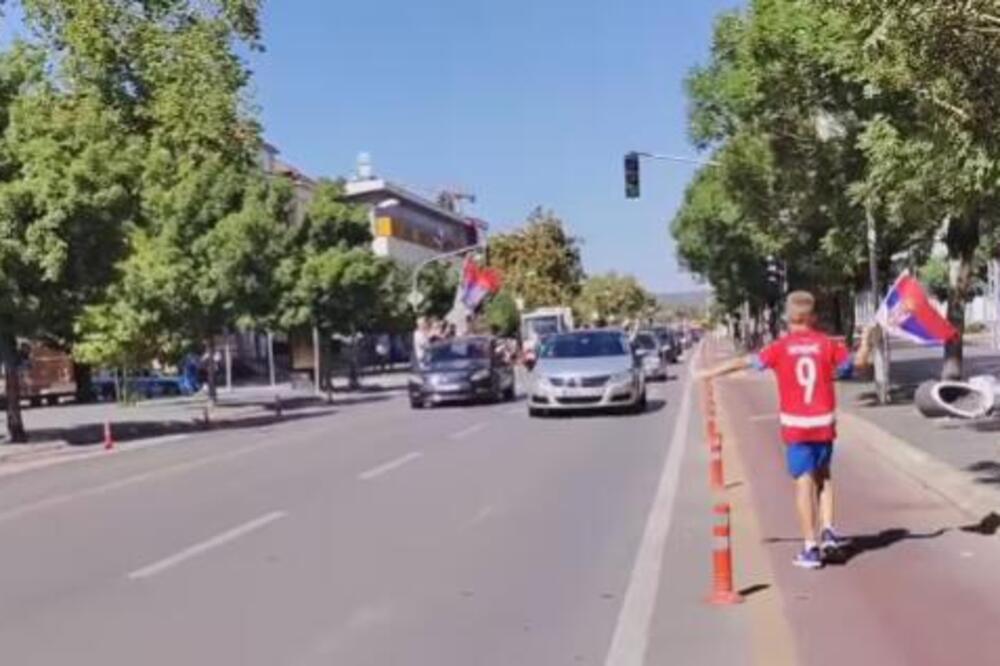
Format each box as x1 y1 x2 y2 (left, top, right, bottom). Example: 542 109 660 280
520 307 574 363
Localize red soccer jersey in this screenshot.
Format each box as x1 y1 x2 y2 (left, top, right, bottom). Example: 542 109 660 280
755 329 850 444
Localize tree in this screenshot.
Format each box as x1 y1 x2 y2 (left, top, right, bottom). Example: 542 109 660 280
574 273 654 326
21 0 275 402
278 180 401 389
0 44 141 440
483 289 520 337
414 262 459 320
824 0 1000 377
489 207 584 309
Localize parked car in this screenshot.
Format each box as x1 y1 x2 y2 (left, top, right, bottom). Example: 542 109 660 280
633 330 668 380
528 329 646 417
409 336 516 408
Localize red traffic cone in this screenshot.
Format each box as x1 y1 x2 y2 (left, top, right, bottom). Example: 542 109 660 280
103 420 115 451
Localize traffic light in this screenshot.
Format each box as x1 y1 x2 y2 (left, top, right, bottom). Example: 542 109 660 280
765 255 779 285
765 255 786 295
624 152 640 199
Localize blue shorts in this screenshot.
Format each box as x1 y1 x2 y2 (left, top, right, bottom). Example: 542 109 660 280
786 442 834 478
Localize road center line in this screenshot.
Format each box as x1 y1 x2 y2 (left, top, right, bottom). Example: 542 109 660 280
604 349 697 666
358 451 423 481
450 423 486 440
128 510 287 580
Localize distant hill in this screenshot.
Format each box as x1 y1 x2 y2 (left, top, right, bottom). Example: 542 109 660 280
655 290 712 310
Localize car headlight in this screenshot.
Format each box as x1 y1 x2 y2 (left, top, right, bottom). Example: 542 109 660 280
611 370 635 384
470 369 490 382
535 374 553 388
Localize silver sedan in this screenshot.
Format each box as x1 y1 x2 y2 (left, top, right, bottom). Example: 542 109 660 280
527 330 647 416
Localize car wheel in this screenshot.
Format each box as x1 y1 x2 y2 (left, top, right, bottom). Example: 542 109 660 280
410 397 425 409
528 406 546 418
504 384 516 401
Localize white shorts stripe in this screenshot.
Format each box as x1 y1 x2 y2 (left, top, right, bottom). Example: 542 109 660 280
780 412 835 428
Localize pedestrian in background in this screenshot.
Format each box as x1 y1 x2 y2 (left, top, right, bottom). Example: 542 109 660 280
413 317 431 364
375 334 391 372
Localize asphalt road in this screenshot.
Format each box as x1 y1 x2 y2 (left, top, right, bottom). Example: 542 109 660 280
0 366 721 665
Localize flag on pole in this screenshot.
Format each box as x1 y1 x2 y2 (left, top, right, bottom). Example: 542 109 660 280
876 272 958 345
459 257 502 311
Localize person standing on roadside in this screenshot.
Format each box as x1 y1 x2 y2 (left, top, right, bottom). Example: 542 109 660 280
697 291 876 569
413 317 431 364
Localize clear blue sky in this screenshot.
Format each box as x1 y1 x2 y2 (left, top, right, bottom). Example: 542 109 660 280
250 1 740 294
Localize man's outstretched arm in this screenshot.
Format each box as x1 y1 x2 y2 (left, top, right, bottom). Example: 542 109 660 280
695 356 754 382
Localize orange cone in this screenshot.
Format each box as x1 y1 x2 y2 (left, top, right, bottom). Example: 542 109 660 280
707 503 744 605
103 420 115 451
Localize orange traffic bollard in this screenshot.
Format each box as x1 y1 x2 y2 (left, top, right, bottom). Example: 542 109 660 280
707 503 744 605
103 420 115 451
706 418 719 442
709 443 725 491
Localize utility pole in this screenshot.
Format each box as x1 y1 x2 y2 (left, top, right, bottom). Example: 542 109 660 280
867 206 890 404
267 331 276 387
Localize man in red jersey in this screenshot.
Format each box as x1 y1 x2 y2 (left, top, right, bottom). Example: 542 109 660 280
698 291 876 569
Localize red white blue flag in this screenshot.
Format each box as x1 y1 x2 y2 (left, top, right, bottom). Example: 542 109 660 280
876 272 958 345
459 257 501 311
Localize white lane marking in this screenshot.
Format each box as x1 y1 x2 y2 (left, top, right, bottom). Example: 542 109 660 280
450 423 486 440
604 350 697 666
128 511 286 580
358 451 423 481
0 438 276 525
120 433 189 452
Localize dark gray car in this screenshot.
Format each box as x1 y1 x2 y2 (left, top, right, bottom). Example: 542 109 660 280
409 336 516 408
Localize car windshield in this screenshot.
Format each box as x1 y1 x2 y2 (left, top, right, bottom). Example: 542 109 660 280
634 334 657 351
525 316 560 337
425 340 489 363
540 332 628 359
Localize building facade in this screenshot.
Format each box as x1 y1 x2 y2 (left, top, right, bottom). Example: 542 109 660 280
343 177 484 266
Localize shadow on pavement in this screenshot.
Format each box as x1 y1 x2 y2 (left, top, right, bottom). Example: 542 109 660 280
737 583 770 598
965 461 1000 484
825 528 950 565
14 399 377 447
542 399 668 419
961 512 1000 535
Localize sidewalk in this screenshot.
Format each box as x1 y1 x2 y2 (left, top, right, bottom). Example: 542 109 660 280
0 373 408 471
838 343 1000 517
706 341 1000 665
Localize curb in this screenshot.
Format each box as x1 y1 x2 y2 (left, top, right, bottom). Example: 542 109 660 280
839 410 1000 519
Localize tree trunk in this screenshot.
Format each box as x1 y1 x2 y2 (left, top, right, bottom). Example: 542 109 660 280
348 334 361 391
206 337 219 404
1 334 26 443
73 362 95 404
942 216 980 380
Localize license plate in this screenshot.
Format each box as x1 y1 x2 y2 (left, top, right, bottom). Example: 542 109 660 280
558 388 593 398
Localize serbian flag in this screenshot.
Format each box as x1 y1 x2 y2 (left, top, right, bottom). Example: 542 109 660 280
876 272 958 345
459 257 502 311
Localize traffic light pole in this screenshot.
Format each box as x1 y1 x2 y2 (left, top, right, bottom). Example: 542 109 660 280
632 152 721 167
